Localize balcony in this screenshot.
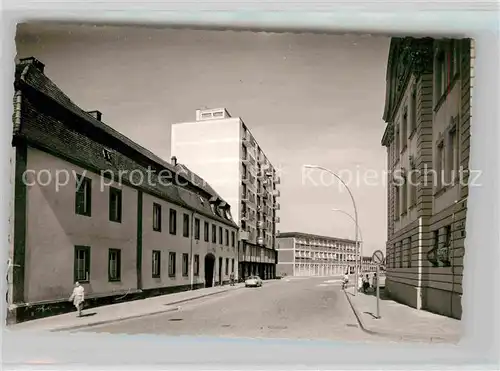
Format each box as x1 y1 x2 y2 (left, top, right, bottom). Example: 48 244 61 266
242 174 251 185
241 193 249 202
272 189 280 197
240 213 249 222
257 189 265 197
242 154 250 164
257 220 265 229
257 237 265 246
274 175 281 184
239 230 250 240
274 202 281 210
274 216 281 223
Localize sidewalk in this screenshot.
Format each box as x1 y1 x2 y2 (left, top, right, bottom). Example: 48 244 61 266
7 284 244 333
345 287 462 344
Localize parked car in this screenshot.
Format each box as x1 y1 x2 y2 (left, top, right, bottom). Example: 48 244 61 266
245 276 263 287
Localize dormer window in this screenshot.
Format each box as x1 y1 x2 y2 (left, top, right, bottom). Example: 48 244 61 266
103 148 113 162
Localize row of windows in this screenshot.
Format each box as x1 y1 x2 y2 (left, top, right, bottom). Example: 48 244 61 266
152 203 236 246
388 226 453 269
74 245 236 283
75 174 236 246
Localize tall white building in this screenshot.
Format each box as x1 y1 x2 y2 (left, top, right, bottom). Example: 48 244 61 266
171 108 281 280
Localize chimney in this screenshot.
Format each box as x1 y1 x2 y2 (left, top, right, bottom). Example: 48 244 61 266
87 110 102 121
171 156 177 166
18 57 45 73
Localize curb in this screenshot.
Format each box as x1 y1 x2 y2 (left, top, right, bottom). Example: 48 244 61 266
50 306 181 332
343 290 460 344
51 286 243 332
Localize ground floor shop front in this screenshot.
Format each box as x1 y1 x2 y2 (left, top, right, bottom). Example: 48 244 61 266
239 262 276 280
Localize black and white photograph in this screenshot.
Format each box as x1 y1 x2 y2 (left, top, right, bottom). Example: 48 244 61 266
6 22 473 346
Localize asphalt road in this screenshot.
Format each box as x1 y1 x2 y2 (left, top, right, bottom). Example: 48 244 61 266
78 277 383 343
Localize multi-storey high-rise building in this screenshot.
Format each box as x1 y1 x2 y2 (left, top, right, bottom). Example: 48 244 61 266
171 108 281 281
276 232 357 277
381 38 473 319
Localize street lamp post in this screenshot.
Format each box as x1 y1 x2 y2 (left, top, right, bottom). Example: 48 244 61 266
332 208 364 275
304 164 360 296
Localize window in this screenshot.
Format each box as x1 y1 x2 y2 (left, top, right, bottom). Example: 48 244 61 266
448 122 459 183
75 175 92 216
435 49 447 101
442 225 452 267
401 173 408 214
212 224 217 243
231 231 235 247
436 141 445 190
231 258 235 273
153 203 162 232
169 252 176 277
401 109 408 150
219 226 223 244
429 230 440 267
204 221 209 242
109 187 122 223
108 249 121 281
410 87 417 135
225 258 229 275
194 218 200 240
407 238 412 268
182 253 189 277
74 245 90 283
169 209 177 235
399 242 404 268
183 213 190 238
409 165 417 207
152 250 161 278
394 185 400 219
395 125 400 155
225 229 229 246
392 244 396 268
194 254 200 276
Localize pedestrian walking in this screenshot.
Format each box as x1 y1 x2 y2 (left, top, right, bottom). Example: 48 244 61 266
69 281 85 317
230 271 235 286
362 274 370 293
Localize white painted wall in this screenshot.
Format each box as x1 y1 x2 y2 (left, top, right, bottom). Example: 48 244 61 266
171 117 242 224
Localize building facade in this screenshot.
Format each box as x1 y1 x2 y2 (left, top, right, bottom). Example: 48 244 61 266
8 57 239 323
171 108 280 281
381 38 473 319
276 232 358 277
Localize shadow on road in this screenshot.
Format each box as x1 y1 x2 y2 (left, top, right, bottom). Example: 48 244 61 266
79 312 97 318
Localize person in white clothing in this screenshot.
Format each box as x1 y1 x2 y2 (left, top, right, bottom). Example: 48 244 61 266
69 281 85 317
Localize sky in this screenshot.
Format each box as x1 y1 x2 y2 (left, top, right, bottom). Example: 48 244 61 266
15 23 390 257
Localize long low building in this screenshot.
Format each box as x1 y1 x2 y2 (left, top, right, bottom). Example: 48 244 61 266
276 232 359 277
8 57 239 323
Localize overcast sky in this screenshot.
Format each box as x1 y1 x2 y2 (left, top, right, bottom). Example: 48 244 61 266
16 23 390 256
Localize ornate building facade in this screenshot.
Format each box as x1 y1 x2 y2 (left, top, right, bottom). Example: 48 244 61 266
381 38 473 319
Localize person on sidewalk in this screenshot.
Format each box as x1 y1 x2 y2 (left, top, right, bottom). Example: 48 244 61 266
69 282 85 317
362 274 370 293
342 271 349 290
229 272 235 286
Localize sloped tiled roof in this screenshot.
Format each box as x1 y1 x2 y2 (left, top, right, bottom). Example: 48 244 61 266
15 60 227 204
14 59 237 228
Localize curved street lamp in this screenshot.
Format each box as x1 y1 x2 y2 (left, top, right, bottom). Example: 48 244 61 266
303 164 360 295
332 208 364 275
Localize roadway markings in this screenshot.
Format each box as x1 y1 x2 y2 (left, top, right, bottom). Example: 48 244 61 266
317 279 342 287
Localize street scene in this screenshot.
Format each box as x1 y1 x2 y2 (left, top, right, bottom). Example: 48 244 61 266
6 23 468 346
